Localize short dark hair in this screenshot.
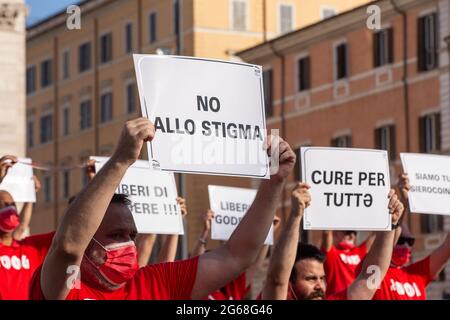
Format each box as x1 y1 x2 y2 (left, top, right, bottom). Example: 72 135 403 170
68 193 131 206
290 242 326 281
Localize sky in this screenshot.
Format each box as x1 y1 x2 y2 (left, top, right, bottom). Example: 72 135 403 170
26 0 81 26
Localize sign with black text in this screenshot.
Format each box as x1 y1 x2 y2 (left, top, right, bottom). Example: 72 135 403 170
133 54 269 179
92 157 184 235
0 158 35 203
301 147 391 231
400 153 450 215
208 185 273 245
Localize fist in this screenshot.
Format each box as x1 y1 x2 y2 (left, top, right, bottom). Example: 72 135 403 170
291 182 311 216
397 173 410 201
388 189 404 226
176 197 188 217
112 118 155 166
266 136 296 181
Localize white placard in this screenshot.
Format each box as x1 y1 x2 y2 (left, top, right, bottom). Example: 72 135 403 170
208 185 274 245
133 54 269 179
92 157 184 235
0 158 36 203
301 147 391 231
400 153 450 215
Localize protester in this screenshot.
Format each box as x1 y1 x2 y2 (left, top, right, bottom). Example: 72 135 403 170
190 208 280 300
0 156 53 300
29 117 295 300
84 159 188 267
372 173 450 300
261 182 404 300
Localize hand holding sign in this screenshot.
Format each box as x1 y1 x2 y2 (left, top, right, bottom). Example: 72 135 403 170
0 155 18 184
176 197 188 217
290 183 311 217
267 136 296 182
33 176 41 193
388 189 404 226
85 159 96 182
111 118 155 167
397 173 411 204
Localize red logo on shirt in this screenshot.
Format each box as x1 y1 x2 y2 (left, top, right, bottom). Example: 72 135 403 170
389 279 422 298
0 255 30 270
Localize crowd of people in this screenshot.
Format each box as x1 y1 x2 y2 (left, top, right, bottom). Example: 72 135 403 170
1 117 449 300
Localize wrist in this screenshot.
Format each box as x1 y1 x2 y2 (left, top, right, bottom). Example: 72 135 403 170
109 154 135 169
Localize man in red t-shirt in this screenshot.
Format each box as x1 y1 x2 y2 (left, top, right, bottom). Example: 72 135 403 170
29 117 296 300
372 173 450 300
261 183 404 300
321 229 374 295
0 159 53 300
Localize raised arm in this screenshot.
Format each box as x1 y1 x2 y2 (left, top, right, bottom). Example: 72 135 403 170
321 231 333 252
191 209 214 257
262 183 310 299
136 233 157 267
13 176 41 240
0 155 17 184
346 189 404 300
157 197 188 262
190 137 296 299
41 118 155 300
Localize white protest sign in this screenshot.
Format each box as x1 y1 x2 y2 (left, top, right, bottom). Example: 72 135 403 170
92 157 184 235
301 147 391 231
0 158 36 203
400 153 450 215
208 185 274 245
133 54 269 179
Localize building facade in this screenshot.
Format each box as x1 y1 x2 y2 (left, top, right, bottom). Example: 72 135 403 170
0 0 27 158
238 0 450 299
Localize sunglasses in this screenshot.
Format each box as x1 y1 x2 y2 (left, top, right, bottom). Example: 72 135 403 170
397 237 415 247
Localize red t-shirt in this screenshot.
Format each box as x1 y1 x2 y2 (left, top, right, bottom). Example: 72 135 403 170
29 256 199 300
323 242 367 295
205 272 249 300
326 290 348 300
0 232 54 300
372 257 432 300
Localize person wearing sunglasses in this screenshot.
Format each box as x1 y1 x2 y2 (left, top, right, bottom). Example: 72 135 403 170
372 173 450 300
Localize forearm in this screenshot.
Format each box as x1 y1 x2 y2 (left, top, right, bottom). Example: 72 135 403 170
13 202 33 240
321 231 333 252
348 230 395 300
246 245 269 288
136 233 157 267
225 179 284 267
191 228 209 257
52 159 129 261
157 234 179 263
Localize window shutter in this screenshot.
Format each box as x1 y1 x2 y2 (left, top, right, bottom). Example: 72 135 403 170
418 17 425 71
388 28 394 63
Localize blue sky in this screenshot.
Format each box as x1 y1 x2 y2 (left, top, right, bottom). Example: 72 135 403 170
26 0 81 26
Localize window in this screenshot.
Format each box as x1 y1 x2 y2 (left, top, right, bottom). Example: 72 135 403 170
294 147 301 181
149 12 157 43
26 66 36 94
374 28 393 67
40 114 53 143
80 100 92 130
173 0 180 36
125 23 133 53
100 33 113 64
375 125 396 160
321 7 336 20
421 214 444 233
62 107 70 136
419 113 441 153
232 0 247 31
62 50 70 79
279 4 293 34
27 119 34 148
41 59 53 87
263 69 273 118
331 135 352 148
297 56 310 92
100 92 113 123
418 13 438 72
44 175 51 203
79 42 92 72
335 43 348 80
126 83 136 114
63 170 70 199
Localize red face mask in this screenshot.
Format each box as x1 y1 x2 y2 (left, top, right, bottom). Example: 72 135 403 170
391 246 411 267
83 238 139 290
337 241 354 251
0 206 20 232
